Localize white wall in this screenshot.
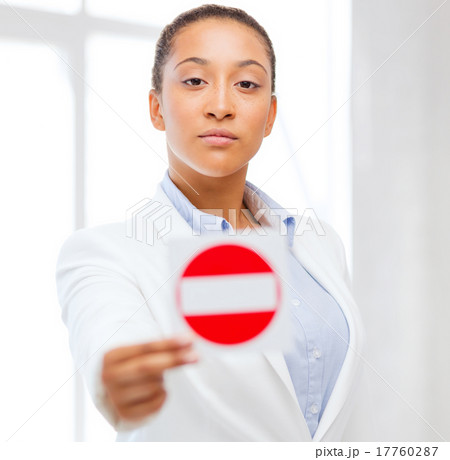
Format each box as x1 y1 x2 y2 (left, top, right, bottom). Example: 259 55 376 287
348 0 450 441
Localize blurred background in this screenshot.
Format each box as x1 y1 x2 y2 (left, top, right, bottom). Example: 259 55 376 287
0 0 448 441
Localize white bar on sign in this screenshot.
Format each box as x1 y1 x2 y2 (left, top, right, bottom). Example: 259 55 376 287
180 273 277 315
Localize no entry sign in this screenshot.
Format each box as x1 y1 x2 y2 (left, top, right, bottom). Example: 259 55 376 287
169 233 291 352
175 243 282 345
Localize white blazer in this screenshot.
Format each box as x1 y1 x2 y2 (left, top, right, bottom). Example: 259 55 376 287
55 182 365 441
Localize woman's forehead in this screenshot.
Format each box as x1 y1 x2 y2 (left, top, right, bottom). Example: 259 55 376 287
169 18 268 64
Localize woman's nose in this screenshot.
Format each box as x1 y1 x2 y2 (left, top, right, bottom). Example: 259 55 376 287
204 84 235 120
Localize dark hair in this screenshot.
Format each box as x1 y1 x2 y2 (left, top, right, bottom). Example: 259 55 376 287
151 4 276 95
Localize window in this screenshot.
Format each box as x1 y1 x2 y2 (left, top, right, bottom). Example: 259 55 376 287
0 40 75 441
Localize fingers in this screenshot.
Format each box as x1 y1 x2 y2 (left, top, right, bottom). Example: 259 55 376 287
105 347 198 386
114 389 168 422
112 373 164 389
101 335 199 421
112 379 164 407
104 335 194 365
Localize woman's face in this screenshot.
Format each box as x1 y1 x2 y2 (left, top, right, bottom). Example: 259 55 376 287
149 18 277 179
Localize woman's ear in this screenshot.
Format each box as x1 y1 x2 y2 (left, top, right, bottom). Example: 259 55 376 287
149 89 165 131
264 94 277 137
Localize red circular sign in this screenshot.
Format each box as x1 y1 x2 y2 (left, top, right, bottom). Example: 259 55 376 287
175 243 282 345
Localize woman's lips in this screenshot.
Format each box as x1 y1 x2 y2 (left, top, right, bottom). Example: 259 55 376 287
199 135 236 146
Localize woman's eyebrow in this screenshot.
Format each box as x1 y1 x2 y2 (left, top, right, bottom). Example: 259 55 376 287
174 57 267 74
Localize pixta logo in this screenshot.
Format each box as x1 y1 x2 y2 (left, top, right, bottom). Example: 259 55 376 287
126 198 172 246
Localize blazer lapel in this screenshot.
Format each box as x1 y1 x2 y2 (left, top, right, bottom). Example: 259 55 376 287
260 232 357 439
289 233 364 441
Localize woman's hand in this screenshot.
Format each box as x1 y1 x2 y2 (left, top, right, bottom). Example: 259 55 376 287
101 335 198 422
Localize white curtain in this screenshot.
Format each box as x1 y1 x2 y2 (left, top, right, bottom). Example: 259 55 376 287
347 0 450 441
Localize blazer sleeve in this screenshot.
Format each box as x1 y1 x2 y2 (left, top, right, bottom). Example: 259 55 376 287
55 225 160 431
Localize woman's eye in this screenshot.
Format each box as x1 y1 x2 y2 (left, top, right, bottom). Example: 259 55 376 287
237 81 259 89
183 78 205 86
182 79 259 89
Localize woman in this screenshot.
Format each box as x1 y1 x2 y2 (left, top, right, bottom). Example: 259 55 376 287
56 4 365 441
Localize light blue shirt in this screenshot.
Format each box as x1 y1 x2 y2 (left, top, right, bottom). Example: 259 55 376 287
160 169 349 437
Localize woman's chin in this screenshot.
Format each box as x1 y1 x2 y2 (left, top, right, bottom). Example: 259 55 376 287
191 154 251 178
195 163 247 178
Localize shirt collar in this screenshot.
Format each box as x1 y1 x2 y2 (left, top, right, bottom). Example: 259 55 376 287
160 169 296 247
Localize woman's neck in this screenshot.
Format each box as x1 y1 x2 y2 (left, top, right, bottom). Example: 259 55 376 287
167 163 255 230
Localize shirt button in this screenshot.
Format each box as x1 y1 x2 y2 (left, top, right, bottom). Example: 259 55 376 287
310 403 319 415
312 347 322 359
291 298 301 306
